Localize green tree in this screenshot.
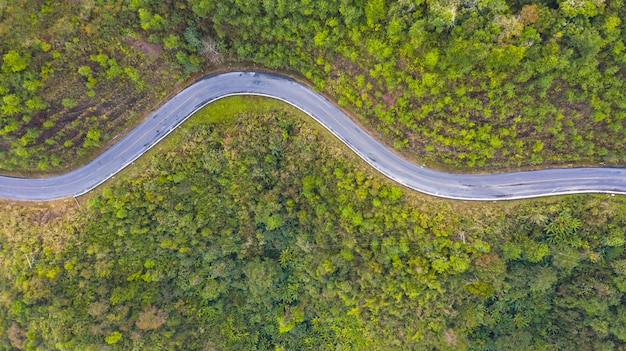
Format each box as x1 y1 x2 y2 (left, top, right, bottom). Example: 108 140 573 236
2 50 29 72
365 0 385 28
2 94 21 115
105 331 122 344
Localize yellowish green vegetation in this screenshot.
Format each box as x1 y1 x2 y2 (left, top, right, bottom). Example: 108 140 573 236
178 95 289 127
2 99 626 350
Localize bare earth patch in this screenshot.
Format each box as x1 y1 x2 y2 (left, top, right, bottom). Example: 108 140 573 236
125 36 163 60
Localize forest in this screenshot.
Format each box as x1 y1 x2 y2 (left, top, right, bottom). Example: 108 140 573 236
1 98 626 350
0 0 624 173
2 0 626 350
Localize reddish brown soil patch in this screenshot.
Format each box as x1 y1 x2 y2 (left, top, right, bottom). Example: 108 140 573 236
125 36 162 60
382 94 395 106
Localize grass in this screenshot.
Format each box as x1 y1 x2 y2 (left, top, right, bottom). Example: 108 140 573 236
178 95 288 127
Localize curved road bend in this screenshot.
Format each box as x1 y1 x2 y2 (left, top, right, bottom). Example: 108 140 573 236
0 71 625 201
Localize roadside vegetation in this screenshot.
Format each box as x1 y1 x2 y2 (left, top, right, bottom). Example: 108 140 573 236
1 0 624 173
2 99 626 350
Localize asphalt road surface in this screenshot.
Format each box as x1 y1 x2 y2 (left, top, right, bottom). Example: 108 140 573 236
1 71 625 201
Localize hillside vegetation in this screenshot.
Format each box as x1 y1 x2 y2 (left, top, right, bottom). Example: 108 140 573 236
2 99 626 350
0 0 624 173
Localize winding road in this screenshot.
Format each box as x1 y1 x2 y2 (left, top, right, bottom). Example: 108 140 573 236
1 71 625 201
